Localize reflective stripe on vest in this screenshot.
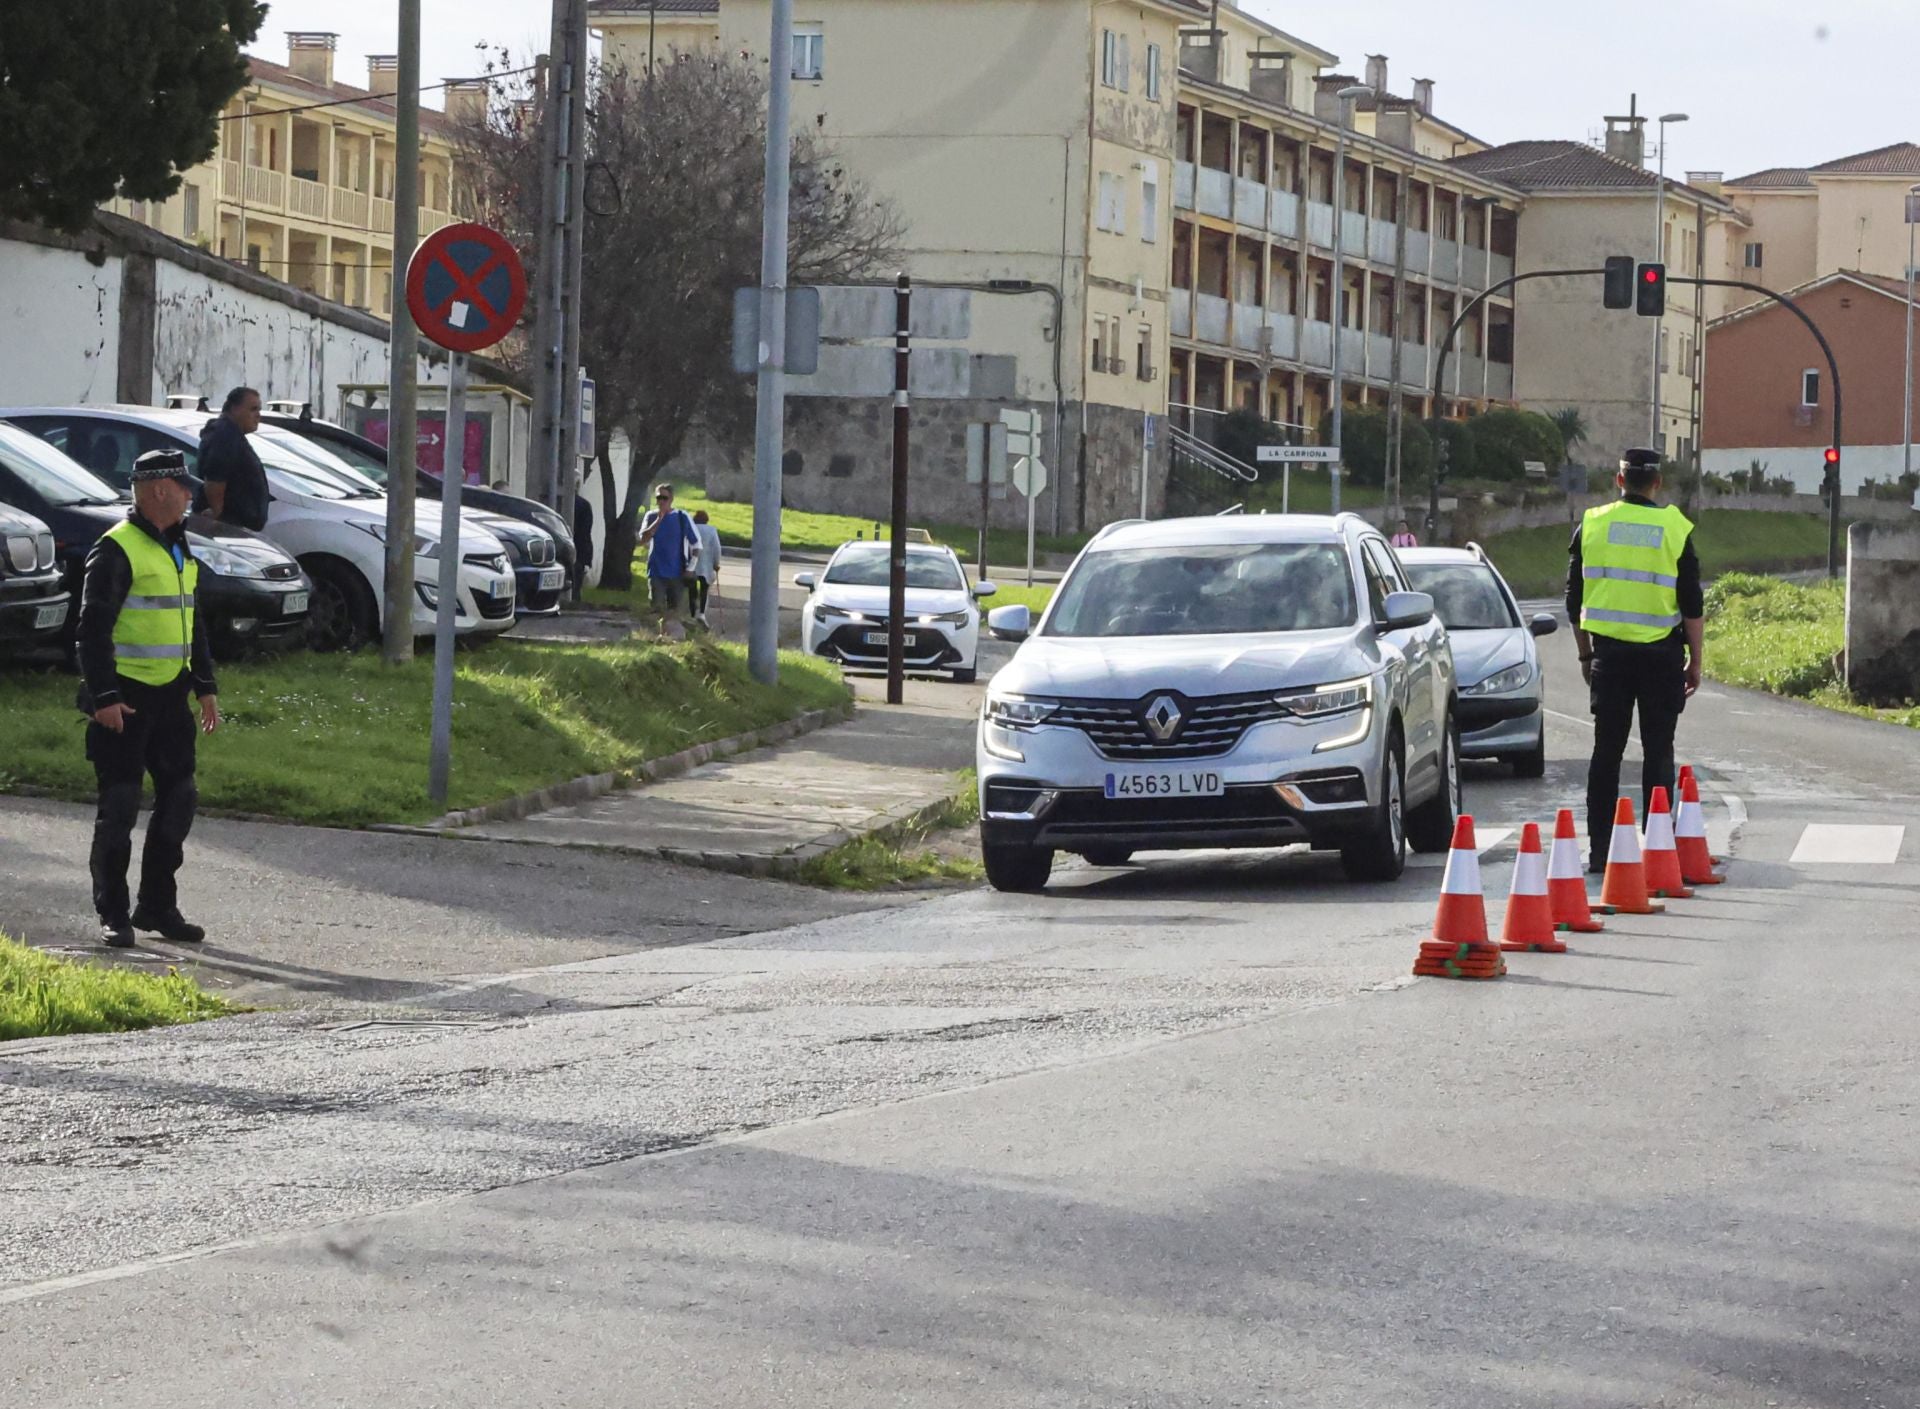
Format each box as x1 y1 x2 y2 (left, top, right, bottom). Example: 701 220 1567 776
1579 500 1692 644
105 520 198 686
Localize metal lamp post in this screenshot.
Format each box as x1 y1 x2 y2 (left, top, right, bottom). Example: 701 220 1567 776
1649 111 1689 448
1327 83 1372 514
1904 184 1920 490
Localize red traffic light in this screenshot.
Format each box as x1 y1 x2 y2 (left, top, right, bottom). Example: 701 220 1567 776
1824 447 1840 465
1643 268 1660 283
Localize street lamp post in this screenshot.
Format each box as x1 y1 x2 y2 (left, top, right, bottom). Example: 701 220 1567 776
1904 184 1920 490
1649 112 1688 448
1327 83 1372 514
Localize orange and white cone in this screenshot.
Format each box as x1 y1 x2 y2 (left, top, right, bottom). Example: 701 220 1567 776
1500 823 1566 953
1547 808 1608 932
1430 814 1490 947
1676 770 1725 885
1643 787 1694 899
1599 798 1664 916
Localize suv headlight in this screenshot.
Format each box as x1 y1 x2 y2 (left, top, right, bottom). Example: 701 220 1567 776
1463 661 1534 697
1274 676 1372 718
192 541 267 579
815 602 865 621
984 693 1056 729
917 609 971 626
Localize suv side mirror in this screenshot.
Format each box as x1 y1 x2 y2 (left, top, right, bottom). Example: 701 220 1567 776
1528 613 1559 637
986 603 1031 642
973 581 998 599
1379 590 1435 631
794 572 816 590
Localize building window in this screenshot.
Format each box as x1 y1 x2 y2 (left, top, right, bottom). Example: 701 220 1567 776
183 185 201 239
246 244 263 272
1744 241 1764 269
1801 369 1820 406
792 24 824 80
1660 329 1670 373
1136 324 1153 381
1146 43 1162 101
1100 29 1129 91
1096 171 1126 234
1140 161 1159 243
1091 315 1107 372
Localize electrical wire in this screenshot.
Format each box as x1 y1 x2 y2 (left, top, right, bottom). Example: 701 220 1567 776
217 65 538 122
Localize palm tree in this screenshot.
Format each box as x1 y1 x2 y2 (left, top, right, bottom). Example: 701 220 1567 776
1548 407 1589 456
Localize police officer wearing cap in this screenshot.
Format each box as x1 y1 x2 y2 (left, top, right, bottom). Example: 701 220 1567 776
1568 448 1704 873
75 449 221 948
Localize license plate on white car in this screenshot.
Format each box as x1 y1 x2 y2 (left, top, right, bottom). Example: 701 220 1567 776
34 602 68 630
538 567 565 590
1104 770 1225 799
282 592 308 616
862 630 889 645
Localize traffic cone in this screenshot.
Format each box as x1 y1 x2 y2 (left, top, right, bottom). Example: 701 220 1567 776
1431 815 1489 947
1548 808 1609 932
1500 823 1567 953
1599 798 1664 916
1643 788 1694 900
1676 769 1725 885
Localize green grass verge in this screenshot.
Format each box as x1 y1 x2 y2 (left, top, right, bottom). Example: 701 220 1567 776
983 583 1057 616
1 934 238 1041
794 770 984 890
1482 509 1840 599
1702 573 1920 728
0 639 850 828
665 486 1089 565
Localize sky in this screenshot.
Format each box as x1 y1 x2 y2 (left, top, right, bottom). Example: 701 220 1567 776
284 0 1914 178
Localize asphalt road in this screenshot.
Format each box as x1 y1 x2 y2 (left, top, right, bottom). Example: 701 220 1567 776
4 625 1918 1407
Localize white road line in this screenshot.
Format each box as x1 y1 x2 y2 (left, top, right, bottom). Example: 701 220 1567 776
1544 707 1594 731
1789 823 1906 865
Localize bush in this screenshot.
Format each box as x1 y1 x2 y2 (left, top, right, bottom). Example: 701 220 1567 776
1313 404 1434 488
1435 417 1476 482
1465 407 1565 482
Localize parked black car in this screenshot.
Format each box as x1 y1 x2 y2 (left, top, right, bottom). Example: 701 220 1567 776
261 411 577 613
0 501 70 657
0 421 311 656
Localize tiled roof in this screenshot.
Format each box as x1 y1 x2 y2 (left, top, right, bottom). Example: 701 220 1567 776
245 56 457 134
1448 139 1728 208
588 0 719 13
1809 141 1920 176
1724 165 1813 189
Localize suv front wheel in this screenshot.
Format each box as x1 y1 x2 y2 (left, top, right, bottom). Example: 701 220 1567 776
1341 734 1407 882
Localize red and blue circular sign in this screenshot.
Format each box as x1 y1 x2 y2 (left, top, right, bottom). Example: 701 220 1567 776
404 222 528 354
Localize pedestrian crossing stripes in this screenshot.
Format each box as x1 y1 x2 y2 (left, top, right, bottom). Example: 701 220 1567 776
1789 824 1906 865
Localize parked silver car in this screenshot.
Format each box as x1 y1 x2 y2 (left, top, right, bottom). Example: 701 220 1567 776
976 513 1461 892
1397 544 1557 778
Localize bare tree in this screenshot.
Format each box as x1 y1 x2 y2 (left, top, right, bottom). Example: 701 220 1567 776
459 53 899 586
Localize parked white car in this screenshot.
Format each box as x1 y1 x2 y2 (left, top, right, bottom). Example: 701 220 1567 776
797 541 994 683
2 405 515 652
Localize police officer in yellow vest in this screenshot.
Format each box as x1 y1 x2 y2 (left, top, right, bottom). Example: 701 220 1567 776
1568 447 1704 872
75 450 221 947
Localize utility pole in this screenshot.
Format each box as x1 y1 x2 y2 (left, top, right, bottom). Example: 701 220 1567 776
381 0 422 665
527 0 584 511
746 0 794 686
1327 84 1370 513
557 0 589 527
886 274 911 706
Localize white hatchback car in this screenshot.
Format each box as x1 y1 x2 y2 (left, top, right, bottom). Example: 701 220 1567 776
798 541 995 683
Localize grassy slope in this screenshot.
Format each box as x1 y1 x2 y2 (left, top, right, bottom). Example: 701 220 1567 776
0 639 850 827
1480 509 1838 599
1 935 238 1041
666 486 1089 564
1701 573 1920 727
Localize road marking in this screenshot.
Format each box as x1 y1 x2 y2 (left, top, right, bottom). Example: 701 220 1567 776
1544 707 1594 731
1789 824 1905 865
1408 827 1514 868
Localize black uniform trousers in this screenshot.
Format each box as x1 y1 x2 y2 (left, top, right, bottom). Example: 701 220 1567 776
86 675 198 923
1587 633 1686 865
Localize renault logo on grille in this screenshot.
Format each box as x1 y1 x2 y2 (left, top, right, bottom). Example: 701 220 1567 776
1142 694 1183 742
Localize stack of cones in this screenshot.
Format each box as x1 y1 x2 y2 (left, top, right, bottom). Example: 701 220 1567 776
1500 823 1568 953
1600 798 1665 916
1413 816 1507 980
1547 809 1609 933
1643 787 1694 900
1675 769 1725 885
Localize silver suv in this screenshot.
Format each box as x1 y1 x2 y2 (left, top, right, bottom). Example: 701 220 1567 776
975 514 1461 892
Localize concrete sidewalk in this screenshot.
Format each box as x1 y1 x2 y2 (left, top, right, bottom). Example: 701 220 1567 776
457 671 983 875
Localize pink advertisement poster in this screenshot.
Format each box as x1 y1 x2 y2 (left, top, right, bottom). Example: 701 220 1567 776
361 415 489 484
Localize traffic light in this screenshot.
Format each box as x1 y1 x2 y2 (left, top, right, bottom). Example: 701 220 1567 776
1636 262 1667 316
1824 447 1840 467
1603 255 1635 309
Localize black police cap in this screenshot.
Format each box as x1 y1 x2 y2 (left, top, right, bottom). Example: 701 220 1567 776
1620 448 1664 471
129 449 191 484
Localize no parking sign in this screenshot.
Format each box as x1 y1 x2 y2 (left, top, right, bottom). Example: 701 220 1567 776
404 223 527 354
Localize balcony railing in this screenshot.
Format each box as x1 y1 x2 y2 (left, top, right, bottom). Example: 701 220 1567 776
1406 229 1431 272
1366 332 1394 375
1432 237 1460 284
288 175 329 221
220 160 241 200
1460 248 1489 290
1490 252 1515 287
332 187 370 226
1460 352 1487 392
1195 292 1230 345
1266 312 1298 361
1306 201 1334 249
1339 210 1366 258
1232 304 1265 352
1338 327 1366 372
1171 288 1192 339
1197 168 1232 220
372 196 395 234
1234 177 1266 230
1368 221 1396 264
1400 342 1429 386
243 164 285 211
1488 361 1514 401
1269 188 1299 237
1301 320 1332 367
1174 161 1196 211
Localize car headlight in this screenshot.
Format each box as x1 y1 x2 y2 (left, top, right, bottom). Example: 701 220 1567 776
917 609 971 626
815 603 865 621
192 541 267 579
4 534 36 573
985 693 1056 729
1463 661 1534 697
1274 676 1373 718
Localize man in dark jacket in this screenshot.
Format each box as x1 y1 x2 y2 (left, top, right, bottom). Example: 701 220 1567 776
78 450 221 948
194 386 269 531
572 472 595 597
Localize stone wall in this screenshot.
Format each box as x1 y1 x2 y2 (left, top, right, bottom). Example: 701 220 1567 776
1845 521 1920 704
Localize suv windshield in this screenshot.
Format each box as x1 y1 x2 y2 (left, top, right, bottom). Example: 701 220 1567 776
824 545 964 591
1046 542 1356 637
0 423 122 507
1403 562 1516 630
255 429 384 496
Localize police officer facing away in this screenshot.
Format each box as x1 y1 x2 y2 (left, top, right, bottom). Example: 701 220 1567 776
1568 448 1704 873
77 450 221 948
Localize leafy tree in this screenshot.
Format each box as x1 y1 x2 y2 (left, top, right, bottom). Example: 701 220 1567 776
1434 417 1476 483
1464 407 1564 482
1314 404 1433 488
1213 407 1277 468
460 54 900 586
0 0 264 232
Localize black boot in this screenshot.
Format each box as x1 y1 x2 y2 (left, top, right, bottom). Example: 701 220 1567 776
130 907 204 944
99 919 135 948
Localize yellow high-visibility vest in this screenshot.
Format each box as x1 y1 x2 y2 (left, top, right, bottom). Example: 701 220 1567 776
105 520 197 686
1578 500 1693 644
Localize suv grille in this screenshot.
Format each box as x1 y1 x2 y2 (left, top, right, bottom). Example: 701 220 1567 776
1051 690 1291 761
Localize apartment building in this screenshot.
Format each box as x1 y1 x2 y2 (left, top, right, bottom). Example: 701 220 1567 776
107 33 472 318
1450 118 1735 465
1698 143 1920 321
